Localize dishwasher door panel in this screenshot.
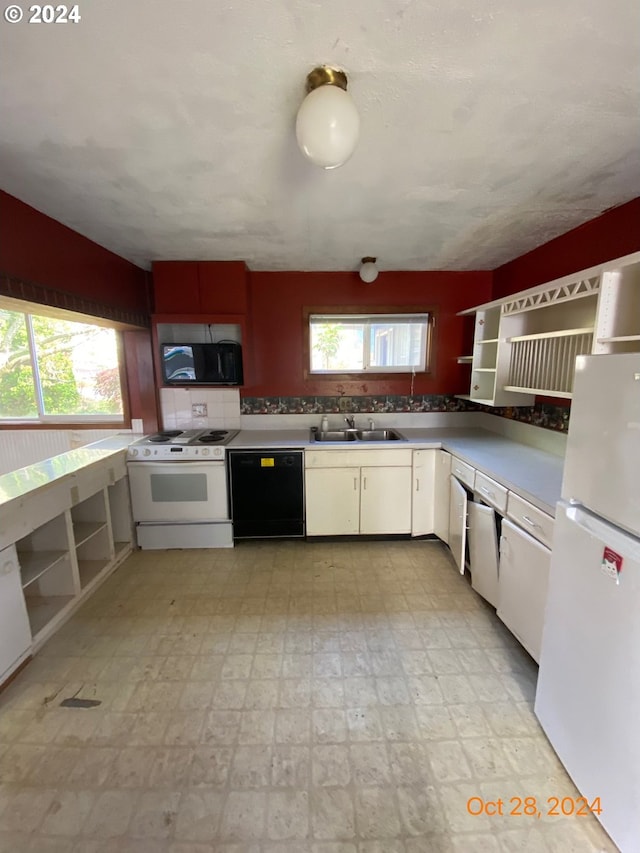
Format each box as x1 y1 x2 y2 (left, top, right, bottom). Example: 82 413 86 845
229 451 304 538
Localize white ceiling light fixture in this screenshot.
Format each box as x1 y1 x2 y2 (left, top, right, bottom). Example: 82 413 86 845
295 66 360 169
359 256 378 283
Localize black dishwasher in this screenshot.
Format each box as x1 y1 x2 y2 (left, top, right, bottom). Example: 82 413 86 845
228 450 305 538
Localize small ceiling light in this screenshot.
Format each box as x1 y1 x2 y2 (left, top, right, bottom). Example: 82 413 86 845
295 66 360 169
359 257 378 283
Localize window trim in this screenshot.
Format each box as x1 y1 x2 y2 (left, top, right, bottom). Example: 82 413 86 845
306 308 434 377
0 305 130 428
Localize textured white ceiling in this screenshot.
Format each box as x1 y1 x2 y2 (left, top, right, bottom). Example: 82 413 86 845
1 0 638 272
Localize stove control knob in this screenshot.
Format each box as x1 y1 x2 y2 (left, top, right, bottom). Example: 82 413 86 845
129 448 138 457
143 448 151 457
201 448 210 456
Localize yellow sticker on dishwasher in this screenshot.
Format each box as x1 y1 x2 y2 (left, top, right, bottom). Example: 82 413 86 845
261 457 275 467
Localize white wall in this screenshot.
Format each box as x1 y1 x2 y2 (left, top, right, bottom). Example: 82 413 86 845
0 427 137 475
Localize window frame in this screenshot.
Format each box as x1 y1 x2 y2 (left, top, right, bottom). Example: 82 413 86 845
0 301 130 429
306 308 434 377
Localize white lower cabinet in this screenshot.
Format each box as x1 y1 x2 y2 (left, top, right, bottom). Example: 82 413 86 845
1 461 135 683
411 449 436 536
360 466 412 534
433 450 451 544
448 476 469 573
0 544 32 682
467 501 499 607
497 518 551 663
304 449 413 536
305 467 360 535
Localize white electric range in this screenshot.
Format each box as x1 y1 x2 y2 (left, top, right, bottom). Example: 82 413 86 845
127 428 239 549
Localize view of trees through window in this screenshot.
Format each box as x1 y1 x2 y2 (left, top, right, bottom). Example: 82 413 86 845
0 308 124 420
310 314 430 373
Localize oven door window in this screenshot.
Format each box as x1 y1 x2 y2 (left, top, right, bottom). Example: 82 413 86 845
150 472 208 503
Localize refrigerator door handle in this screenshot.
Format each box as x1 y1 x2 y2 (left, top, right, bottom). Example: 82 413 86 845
564 503 640 561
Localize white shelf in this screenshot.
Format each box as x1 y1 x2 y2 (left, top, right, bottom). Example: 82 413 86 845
25 594 74 639
455 395 496 405
508 327 594 343
473 368 497 373
78 559 110 589
73 521 107 548
18 551 68 589
503 385 573 399
597 335 640 344
476 338 499 344
457 356 473 364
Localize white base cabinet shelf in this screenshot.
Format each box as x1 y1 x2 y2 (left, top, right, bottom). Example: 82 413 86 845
1 459 134 681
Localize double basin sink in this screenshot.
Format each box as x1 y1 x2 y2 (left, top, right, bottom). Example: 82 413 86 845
311 428 406 443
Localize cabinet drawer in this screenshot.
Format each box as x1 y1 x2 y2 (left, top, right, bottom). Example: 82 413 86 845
305 449 413 468
450 456 475 489
506 493 554 548
474 472 508 513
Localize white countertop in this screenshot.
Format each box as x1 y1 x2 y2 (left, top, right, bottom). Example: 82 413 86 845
227 427 563 515
0 434 138 506
0 428 563 517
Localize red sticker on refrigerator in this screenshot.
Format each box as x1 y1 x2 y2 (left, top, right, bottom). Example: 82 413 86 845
601 546 623 580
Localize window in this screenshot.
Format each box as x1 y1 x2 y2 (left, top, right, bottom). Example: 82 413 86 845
0 307 124 422
309 313 431 373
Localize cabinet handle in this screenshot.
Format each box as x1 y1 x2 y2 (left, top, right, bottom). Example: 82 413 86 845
353 477 358 490
480 486 495 498
455 468 463 475
522 515 540 528
416 478 420 492
363 477 367 490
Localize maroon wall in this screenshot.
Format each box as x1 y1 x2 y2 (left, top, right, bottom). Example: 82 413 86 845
0 190 149 314
1 191 156 427
493 198 640 298
245 271 491 398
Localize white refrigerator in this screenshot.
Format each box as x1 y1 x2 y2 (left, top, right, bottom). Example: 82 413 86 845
535 352 640 853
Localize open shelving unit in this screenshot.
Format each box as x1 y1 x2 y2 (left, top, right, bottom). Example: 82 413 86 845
17 513 76 640
457 252 640 404
71 490 113 590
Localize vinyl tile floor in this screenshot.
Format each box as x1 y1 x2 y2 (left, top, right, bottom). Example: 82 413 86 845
0 540 618 853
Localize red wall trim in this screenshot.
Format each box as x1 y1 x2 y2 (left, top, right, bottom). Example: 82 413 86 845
493 197 640 298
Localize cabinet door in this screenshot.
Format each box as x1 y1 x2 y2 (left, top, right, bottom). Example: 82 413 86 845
198 262 248 314
434 451 451 544
497 519 551 662
468 502 499 607
448 476 468 574
305 468 360 536
360 466 412 535
152 262 200 313
0 545 32 682
411 450 436 537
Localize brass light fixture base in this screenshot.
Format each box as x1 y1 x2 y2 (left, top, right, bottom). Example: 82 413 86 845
361 256 377 264
305 66 348 93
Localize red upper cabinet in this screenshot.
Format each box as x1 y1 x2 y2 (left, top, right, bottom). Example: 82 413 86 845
198 262 248 314
152 262 200 313
152 260 248 315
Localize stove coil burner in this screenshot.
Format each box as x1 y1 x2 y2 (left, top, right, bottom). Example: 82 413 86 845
148 430 183 443
198 431 228 443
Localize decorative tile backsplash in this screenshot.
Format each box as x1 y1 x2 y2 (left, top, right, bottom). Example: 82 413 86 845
240 394 571 432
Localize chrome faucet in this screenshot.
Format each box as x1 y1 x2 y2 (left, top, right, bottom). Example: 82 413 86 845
344 416 355 429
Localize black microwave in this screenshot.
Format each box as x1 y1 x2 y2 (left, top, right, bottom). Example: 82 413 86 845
161 342 243 385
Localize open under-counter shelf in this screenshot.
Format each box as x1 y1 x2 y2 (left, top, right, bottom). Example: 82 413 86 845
19 550 68 589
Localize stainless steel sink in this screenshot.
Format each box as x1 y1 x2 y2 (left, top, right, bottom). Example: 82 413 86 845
354 428 405 441
311 427 406 442
312 430 357 442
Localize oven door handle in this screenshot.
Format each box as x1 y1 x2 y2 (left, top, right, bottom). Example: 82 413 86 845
128 460 225 473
